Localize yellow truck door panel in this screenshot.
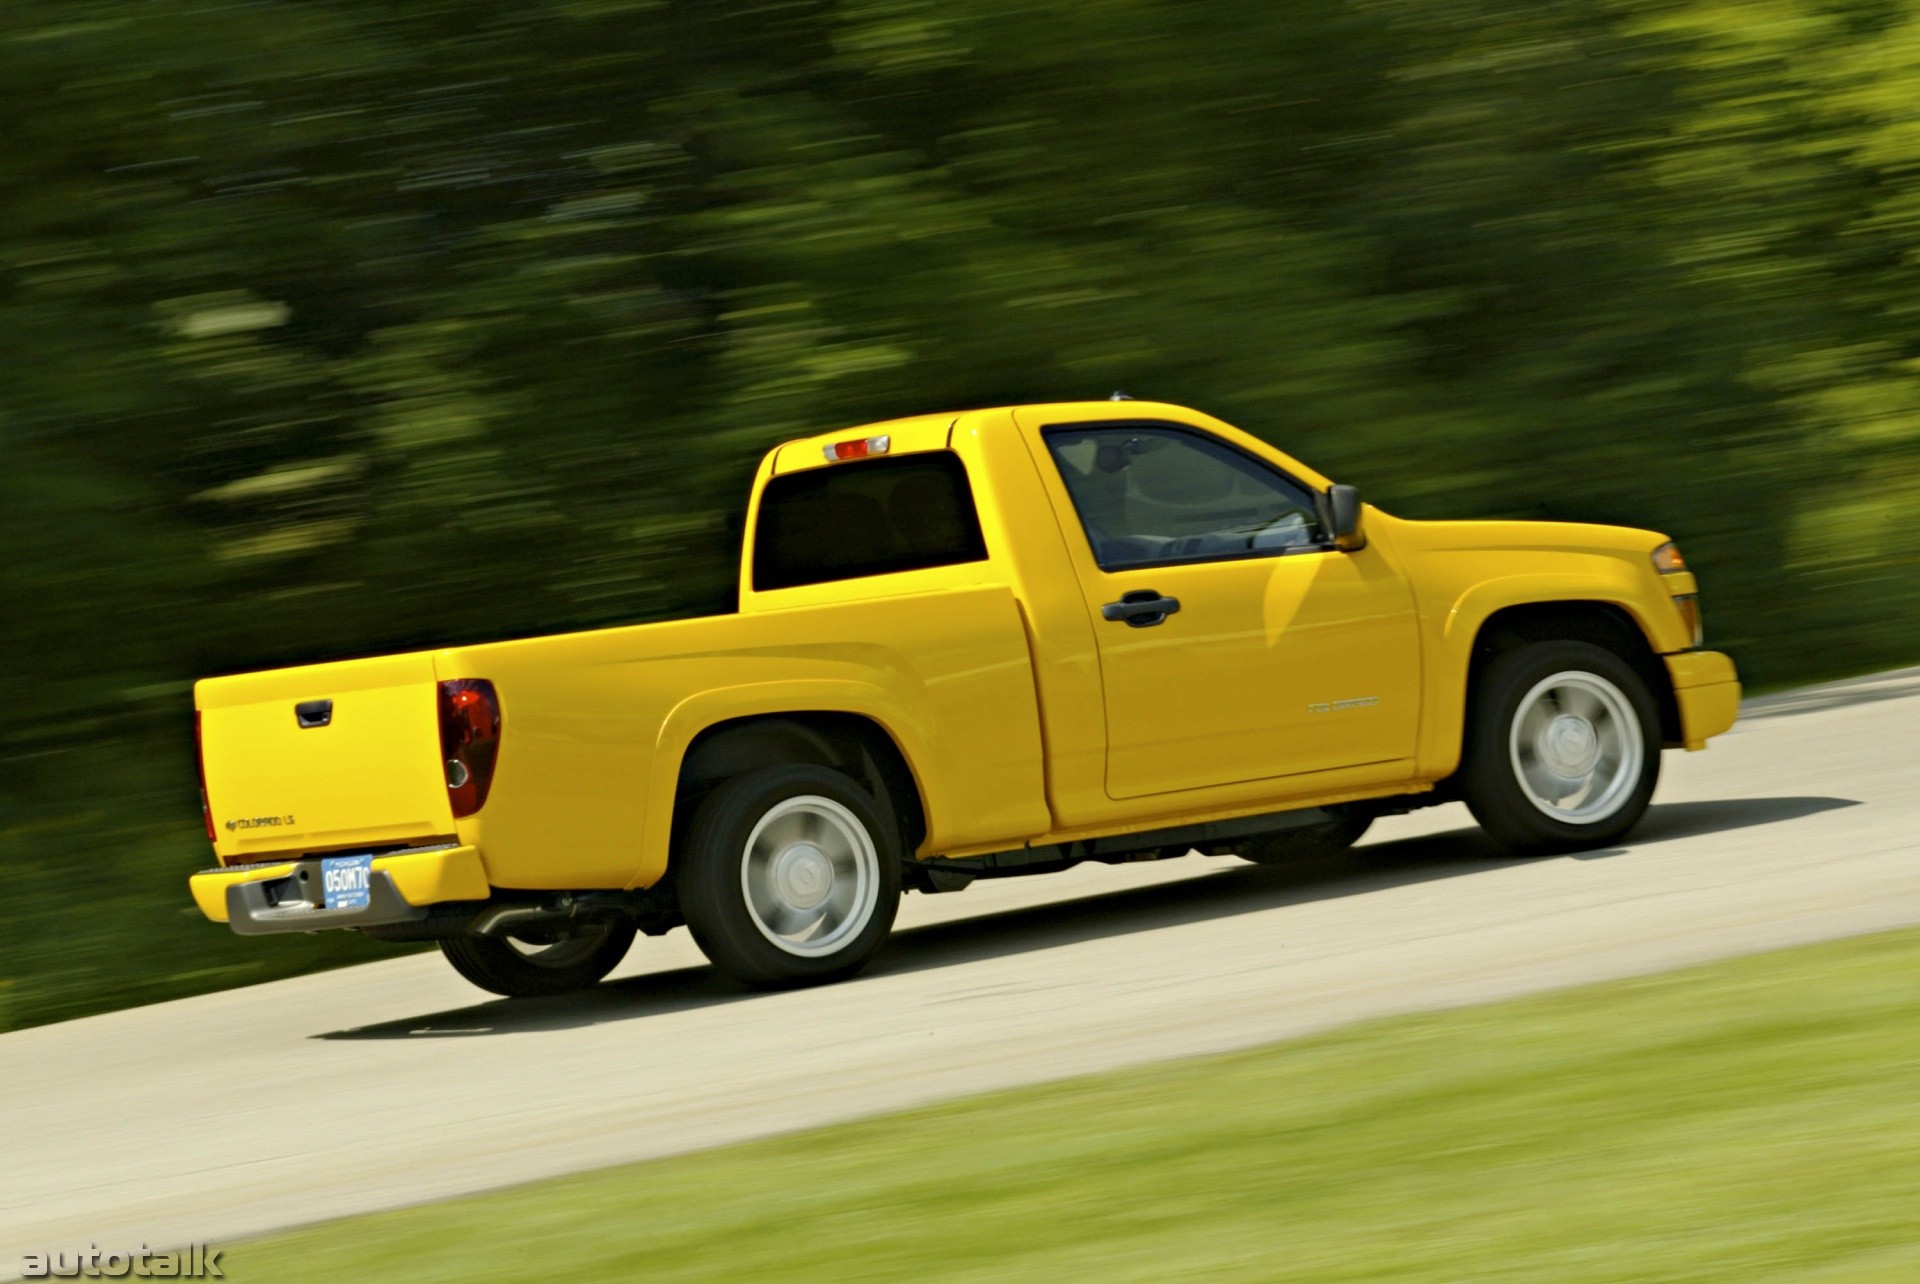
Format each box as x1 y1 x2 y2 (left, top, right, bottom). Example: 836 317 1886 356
1088 548 1420 798
197 652 454 857
1016 410 1421 801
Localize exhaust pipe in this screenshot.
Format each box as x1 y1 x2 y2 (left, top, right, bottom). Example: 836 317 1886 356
468 889 681 938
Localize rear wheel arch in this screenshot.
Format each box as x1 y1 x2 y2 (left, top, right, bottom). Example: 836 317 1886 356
1464 600 1681 745
673 713 927 856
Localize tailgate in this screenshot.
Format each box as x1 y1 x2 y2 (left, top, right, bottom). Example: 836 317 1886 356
197 652 456 860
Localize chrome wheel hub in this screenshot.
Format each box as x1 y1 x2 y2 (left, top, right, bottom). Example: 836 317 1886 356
1541 714 1599 777
1509 671 1643 824
741 795 879 957
770 843 834 910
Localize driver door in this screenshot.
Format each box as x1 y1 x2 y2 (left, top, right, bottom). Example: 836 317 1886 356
1031 417 1420 801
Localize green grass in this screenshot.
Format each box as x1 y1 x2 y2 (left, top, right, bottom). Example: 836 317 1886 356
228 928 1920 1282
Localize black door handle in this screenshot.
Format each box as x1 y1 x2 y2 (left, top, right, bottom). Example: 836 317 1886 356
1101 590 1181 628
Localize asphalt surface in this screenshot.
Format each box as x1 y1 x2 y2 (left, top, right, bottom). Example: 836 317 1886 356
4 667 1919 1268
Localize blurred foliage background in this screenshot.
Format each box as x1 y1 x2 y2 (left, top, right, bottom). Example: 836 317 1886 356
4 0 1918 1030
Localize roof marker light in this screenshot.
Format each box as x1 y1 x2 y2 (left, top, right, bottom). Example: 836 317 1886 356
823 435 891 463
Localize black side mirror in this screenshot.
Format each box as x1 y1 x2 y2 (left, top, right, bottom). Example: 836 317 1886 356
1327 484 1366 551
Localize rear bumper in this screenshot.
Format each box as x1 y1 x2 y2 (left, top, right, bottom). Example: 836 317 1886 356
1664 650 1741 750
189 844 491 935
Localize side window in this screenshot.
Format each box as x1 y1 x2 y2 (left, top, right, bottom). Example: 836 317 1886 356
1044 425 1325 571
753 451 989 591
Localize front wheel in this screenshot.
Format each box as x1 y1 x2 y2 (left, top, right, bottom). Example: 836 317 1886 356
440 920 636 998
1459 640 1661 854
678 764 903 989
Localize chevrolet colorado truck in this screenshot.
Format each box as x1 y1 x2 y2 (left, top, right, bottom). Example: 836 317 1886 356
190 401 1741 997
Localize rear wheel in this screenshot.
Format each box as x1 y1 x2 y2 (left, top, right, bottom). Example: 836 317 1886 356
1460 640 1661 854
679 764 902 988
440 920 636 998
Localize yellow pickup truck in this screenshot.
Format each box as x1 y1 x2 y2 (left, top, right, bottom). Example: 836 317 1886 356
190 400 1740 997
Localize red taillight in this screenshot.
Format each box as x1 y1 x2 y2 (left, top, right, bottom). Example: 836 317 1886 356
195 710 216 844
437 679 502 818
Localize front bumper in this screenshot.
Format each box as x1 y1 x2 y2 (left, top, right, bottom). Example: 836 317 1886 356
189 844 491 935
1664 650 1741 749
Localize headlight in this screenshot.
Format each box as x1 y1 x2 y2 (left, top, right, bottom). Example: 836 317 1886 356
1651 541 1687 574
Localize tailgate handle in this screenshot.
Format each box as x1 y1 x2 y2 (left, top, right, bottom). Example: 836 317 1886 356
295 699 334 729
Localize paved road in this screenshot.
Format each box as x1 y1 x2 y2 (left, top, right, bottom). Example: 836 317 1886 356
5 669 1919 1267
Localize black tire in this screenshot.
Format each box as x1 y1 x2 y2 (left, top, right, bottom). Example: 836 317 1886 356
439 920 636 999
1459 639 1661 855
678 764 903 989
1237 811 1373 866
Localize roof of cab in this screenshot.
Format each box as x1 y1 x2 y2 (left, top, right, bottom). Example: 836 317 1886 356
769 401 1209 475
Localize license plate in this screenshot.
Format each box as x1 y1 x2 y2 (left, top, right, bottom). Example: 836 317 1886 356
321 854 373 911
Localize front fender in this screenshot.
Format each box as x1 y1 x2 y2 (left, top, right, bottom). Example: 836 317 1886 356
1441 572 1685 652
1417 570 1687 779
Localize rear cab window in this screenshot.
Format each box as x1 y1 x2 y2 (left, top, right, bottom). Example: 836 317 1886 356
752 452 989 591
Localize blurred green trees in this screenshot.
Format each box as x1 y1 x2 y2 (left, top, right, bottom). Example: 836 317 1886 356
3 0 1917 1027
